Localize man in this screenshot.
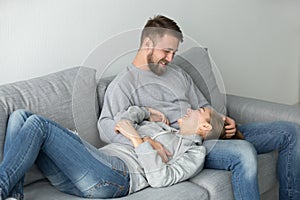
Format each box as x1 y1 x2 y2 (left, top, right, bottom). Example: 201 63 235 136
98 15 300 200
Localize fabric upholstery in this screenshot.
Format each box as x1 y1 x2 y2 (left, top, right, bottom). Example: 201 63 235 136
227 94 300 125
24 180 209 200
190 151 279 200
171 47 227 115
190 169 234 200
0 66 100 185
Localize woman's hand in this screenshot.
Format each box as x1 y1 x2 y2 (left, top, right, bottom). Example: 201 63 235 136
147 107 169 125
115 120 143 147
143 137 172 163
223 116 237 138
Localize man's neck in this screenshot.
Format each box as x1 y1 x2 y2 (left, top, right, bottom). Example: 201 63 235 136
132 51 150 71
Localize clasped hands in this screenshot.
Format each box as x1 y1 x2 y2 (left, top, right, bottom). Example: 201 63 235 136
114 107 237 162
114 107 172 162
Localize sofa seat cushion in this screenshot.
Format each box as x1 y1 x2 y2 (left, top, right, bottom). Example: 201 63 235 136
24 180 209 200
256 151 278 194
189 169 234 200
190 151 278 200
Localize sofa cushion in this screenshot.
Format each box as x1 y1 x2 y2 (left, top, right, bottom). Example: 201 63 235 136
190 151 278 200
24 180 209 200
256 151 278 194
171 47 227 115
0 66 101 185
189 169 234 200
97 76 115 112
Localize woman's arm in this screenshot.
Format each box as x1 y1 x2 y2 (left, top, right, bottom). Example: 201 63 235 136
115 120 206 187
114 120 143 147
115 120 171 162
135 137 206 188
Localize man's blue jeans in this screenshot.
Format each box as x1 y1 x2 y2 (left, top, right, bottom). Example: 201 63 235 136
0 110 130 199
204 121 300 200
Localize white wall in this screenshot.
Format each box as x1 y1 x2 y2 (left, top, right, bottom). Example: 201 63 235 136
1 0 299 105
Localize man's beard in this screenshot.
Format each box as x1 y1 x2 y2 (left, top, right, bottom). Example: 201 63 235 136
147 51 168 76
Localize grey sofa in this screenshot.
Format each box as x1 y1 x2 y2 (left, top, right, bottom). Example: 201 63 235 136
1 47 300 200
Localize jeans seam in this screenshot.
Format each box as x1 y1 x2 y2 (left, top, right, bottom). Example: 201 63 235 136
85 180 127 198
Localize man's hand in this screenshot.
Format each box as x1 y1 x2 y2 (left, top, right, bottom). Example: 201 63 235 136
143 137 172 163
223 116 237 138
147 107 169 125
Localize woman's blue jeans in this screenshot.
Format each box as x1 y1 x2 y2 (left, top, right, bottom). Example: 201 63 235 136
0 110 130 199
204 121 300 200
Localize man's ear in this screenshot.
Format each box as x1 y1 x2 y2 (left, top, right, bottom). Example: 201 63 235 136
143 37 154 49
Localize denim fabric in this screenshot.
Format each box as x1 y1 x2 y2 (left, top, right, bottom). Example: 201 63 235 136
203 121 300 200
239 121 300 200
203 139 260 200
0 110 130 200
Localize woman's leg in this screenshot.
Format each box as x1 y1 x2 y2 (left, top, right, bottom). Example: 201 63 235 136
203 139 260 200
0 110 130 199
2 110 76 199
239 121 300 200
2 110 33 199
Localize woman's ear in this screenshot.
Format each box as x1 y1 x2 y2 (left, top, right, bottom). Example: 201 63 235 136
197 122 212 137
177 118 182 127
199 122 212 131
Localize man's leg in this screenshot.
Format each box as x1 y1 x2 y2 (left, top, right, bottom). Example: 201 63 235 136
203 139 260 200
239 121 300 200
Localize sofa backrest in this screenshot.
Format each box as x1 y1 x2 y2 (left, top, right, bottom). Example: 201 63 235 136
0 66 102 185
0 67 102 157
171 47 227 115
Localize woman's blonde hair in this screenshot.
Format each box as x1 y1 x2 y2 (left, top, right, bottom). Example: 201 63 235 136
206 109 244 140
205 109 226 140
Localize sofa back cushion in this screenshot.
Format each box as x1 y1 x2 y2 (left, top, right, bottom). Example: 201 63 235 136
171 47 226 115
0 66 101 184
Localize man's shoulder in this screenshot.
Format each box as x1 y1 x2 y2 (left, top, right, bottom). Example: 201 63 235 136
108 65 136 85
167 64 192 80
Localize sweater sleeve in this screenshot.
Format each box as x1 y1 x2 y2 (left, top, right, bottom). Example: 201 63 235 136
114 106 150 123
98 78 134 144
135 141 206 188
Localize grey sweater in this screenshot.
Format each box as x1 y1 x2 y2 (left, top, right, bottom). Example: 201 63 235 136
98 64 209 144
101 106 206 194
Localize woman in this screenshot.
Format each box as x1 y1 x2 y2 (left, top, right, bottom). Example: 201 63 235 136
113 106 225 188
0 107 224 199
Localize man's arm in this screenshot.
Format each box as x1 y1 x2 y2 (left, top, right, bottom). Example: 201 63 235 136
115 106 169 125
114 106 150 124
98 79 133 144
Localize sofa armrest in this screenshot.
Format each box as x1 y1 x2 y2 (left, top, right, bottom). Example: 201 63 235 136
226 94 300 125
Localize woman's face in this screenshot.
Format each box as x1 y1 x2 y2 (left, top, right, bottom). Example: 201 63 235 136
178 107 212 135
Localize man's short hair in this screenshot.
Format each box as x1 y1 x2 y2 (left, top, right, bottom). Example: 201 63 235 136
140 15 183 46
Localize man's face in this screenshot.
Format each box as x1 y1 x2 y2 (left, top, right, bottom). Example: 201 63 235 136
147 34 179 76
